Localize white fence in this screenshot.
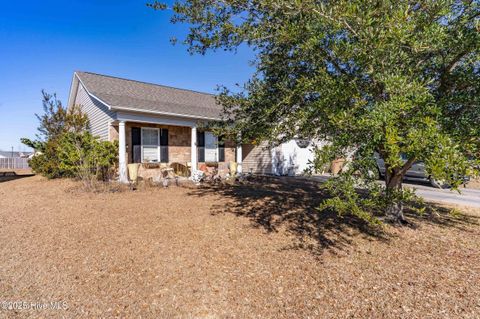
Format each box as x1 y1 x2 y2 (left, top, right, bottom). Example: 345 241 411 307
0 157 30 169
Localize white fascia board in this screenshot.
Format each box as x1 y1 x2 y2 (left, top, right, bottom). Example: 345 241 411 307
115 111 200 128
110 105 220 121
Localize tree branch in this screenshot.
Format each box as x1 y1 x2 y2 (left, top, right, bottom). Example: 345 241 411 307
439 49 472 93
311 8 359 38
399 157 416 176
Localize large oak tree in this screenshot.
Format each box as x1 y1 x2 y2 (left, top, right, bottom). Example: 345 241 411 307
151 0 480 222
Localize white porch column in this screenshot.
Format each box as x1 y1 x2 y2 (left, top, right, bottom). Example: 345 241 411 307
191 126 198 174
236 137 243 174
118 121 128 183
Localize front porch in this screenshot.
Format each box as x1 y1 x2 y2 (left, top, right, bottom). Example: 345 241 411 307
109 114 242 182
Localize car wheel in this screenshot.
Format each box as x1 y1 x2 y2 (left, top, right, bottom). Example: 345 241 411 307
430 178 449 189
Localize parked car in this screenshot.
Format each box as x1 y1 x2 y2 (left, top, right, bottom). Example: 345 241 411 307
374 153 468 188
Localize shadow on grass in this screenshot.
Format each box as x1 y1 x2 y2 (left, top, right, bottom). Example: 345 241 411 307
404 200 480 233
0 171 35 183
188 176 387 255
188 176 479 256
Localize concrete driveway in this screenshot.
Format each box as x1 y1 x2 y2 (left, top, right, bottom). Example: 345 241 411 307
403 182 480 208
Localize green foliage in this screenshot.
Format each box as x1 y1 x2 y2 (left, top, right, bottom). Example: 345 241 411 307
34 91 89 145
23 91 118 183
35 90 70 143
29 132 118 181
57 132 118 182
153 0 480 221
319 173 418 225
319 175 382 226
20 138 45 152
22 91 89 152
28 139 63 178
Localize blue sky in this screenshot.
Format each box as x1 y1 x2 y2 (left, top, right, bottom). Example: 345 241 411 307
0 0 253 151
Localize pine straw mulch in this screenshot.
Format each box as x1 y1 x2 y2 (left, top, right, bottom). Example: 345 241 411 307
0 175 479 318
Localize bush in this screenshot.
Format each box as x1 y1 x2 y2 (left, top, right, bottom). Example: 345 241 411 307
29 132 118 183
57 132 118 184
24 91 118 186
29 139 64 178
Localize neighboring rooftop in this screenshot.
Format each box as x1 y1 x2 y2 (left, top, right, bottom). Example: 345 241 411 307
75 71 223 119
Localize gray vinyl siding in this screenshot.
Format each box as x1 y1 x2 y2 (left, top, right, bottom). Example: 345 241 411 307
74 83 115 141
242 143 273 175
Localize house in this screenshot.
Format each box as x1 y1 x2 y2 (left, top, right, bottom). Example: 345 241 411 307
67 71 318 182
68 71 245 182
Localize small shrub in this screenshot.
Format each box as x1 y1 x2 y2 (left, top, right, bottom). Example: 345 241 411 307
29 139 65 178
23 91 118 188
57 131 118 188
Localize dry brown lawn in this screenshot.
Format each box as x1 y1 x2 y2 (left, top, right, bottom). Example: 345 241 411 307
0 174 479 318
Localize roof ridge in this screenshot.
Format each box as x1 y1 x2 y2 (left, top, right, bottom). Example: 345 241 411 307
76 71 217 97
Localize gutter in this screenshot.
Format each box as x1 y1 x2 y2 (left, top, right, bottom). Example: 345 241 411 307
110 105 221 121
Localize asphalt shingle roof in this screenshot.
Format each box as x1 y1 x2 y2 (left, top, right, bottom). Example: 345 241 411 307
76 71 223 119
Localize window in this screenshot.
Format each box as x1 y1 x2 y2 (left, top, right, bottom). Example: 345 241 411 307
204 132 218 162
140 127 169 163
141 128 159 162
198 131 224 162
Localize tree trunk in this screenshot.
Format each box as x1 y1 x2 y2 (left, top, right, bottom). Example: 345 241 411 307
380 155 415 223
384 169 406 223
